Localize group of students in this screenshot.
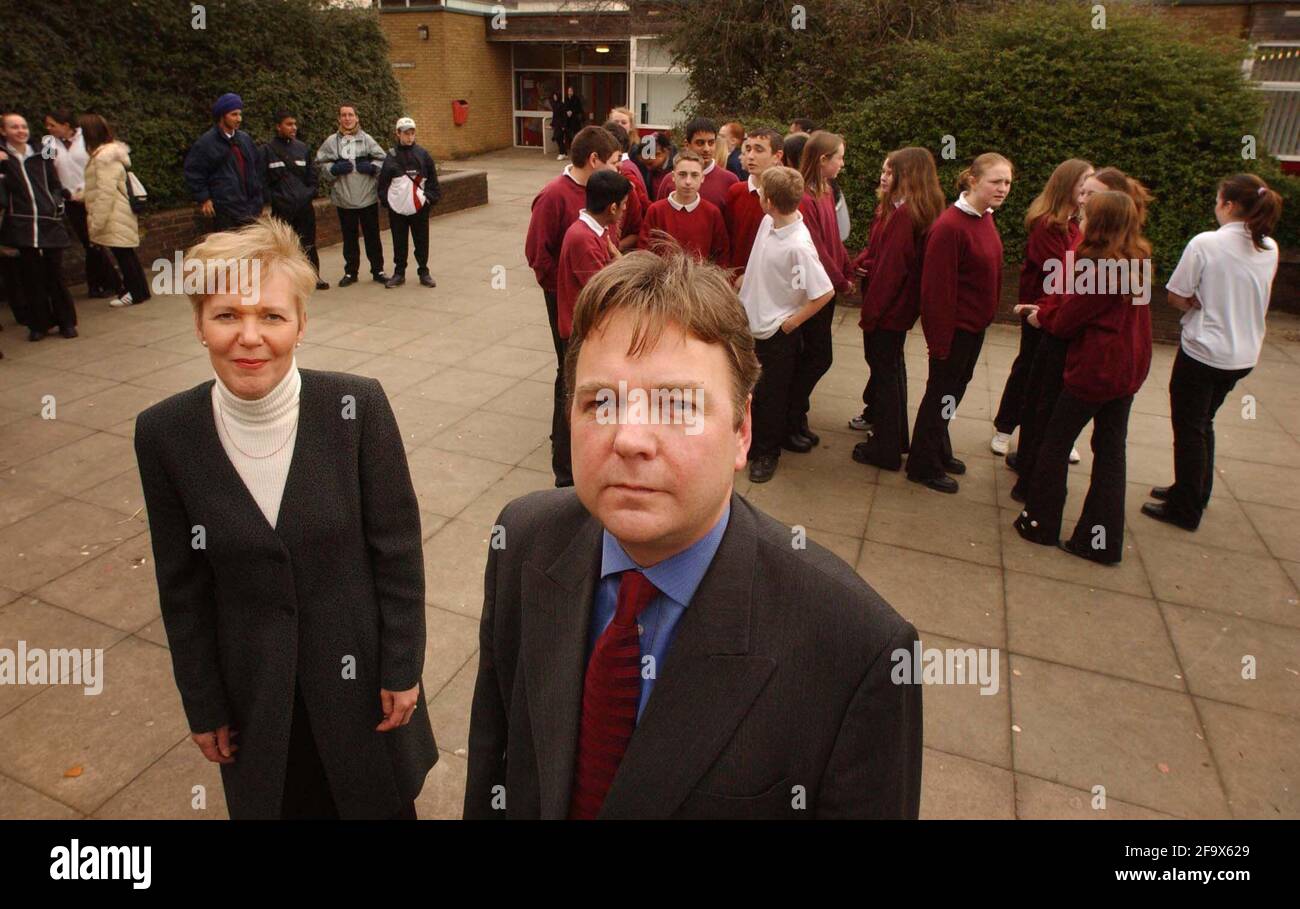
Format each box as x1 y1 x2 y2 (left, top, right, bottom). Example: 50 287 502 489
526 113 1284 565
183 93 443 291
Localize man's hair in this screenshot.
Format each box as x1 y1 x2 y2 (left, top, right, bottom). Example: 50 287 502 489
673 148 704 171
759 166 804 214
184 216 317 319
570 125 620 167
586 169 631 213
682 117 718 144
272 110 296 125
790 117 816 133
745 127 784 157
601 120 631 153
46 108 76 128
338 102 358 116
565 251 760 430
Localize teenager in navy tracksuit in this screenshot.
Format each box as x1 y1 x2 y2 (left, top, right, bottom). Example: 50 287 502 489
183 93 263 231
261 110 327 290
378 117 441 288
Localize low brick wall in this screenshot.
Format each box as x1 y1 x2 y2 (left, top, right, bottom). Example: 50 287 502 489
56 167 488 286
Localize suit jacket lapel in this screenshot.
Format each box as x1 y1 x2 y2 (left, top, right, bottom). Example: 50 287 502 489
599 495 777 819
521 514 602 819
270 369 320 544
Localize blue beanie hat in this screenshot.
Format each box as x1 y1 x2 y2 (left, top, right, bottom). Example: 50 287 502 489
212 93 244 120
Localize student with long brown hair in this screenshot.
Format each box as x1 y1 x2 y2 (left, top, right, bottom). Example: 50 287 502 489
81 113 152 308
1143 173 1282 531
1009 165 1152 498
850 147 946 471
787 130 856 453
906 152 1012 493
991 158 1092 456
1014 191 1153 564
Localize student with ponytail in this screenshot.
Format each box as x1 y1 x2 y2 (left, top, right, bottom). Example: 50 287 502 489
1014 191 1152 564
906 152 1012 493
850 147 946 471
991 159 1092 456
1143 173 1282 531
786 130 856 453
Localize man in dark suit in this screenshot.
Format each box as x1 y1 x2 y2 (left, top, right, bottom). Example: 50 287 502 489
464 249 922 819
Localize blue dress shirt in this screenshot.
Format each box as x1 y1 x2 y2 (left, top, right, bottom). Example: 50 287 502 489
588 505 731 722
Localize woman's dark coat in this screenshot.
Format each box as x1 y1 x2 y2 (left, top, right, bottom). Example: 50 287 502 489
134 369 437 819
0 144 71 249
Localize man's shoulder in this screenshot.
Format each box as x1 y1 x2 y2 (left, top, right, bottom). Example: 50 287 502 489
492 489 592 557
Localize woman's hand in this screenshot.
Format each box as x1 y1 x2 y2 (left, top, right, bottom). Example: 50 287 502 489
376 685 420 732
193 725 238 764
1012 303 1038 317
0 149 8 162
1026 310 1042 329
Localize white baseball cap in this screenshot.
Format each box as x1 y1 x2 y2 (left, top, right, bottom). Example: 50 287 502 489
396 117 416 131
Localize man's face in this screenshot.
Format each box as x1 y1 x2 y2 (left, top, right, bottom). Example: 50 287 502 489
673 161 703 200
571 309 749 564
688 131 716 161
398 128 416 146
3 115 29 146
276 118 297 140
220 110 242 132
742 136 779 176
338 107 359 133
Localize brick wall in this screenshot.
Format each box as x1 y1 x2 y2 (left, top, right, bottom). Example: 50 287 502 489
55 168 487 286
1152 2 1251 40
381 9 515 160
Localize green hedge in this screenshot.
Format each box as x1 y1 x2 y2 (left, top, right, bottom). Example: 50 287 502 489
828 0 1298 273
0 0 404 211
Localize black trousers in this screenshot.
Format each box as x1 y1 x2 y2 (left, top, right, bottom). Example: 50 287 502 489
1022 391 1133 563
0 253 26 325
752 327 801 459
858 329 878 421
18 248 77 334
543 290 573 487
1166 348 1251 526
994 316 1042 434
389 210 430 276
108 247 151 303
786 302 835 435
856 328 909 469
274 204 321 275
338 203 384 278
906 328 983 480
65 200 117 295
1010 332 1068 498
280 684 417 821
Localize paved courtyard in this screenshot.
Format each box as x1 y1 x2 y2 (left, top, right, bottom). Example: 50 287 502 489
0 148 1297 820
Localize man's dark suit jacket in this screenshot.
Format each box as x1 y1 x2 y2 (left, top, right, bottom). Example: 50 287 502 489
464 489 922 819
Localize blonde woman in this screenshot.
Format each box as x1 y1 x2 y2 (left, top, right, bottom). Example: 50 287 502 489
81 114 152 307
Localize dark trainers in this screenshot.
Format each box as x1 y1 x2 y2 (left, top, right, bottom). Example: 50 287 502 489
315 279 330 291
748 454 779 483
338 274 358 287
372 272 391 283
1141 501 1199 531
419 273 436 288
385 273 406 289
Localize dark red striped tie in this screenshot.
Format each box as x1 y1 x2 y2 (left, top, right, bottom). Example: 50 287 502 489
568 569 659 820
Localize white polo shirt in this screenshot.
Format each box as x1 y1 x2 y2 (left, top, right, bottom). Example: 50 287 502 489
1166 221 1279 370
739 212 834 339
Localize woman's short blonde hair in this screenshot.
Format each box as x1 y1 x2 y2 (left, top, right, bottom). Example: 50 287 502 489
185 216 317 319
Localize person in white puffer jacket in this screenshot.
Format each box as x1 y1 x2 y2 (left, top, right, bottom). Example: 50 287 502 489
82 114 152 309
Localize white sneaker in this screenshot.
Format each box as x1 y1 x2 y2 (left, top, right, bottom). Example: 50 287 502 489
991 432 1012 455
556 153 566 160
1069 446 1081 464
109 293 133 308
848 413 872 432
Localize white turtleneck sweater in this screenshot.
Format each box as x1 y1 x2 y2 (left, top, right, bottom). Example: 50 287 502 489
212 363 301 529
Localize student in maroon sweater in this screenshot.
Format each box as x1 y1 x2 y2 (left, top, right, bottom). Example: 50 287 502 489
991 159 1092 457
849 147 946 471
1014 191 1153 564
525 125 621 486
725 127 784 275
638 149 729 262
655 117 739 209
601 121 646 251
787 131 856 453
557 169 630 339
906 152 1012 493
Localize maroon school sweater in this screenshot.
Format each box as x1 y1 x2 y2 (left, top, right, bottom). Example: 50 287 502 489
638 197 729 263
919 203 1004 359
724 178 766 270
525 169 587 292
1037 282 1152 403
556 217 613 339
619 158 651 211
860 204 925 333
1019 217 1081 305
799 190 854 294
656 164 739 210
613 184 643 248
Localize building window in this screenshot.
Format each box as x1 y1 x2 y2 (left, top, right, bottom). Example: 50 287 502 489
1250 43 1300 161
630 37 688 130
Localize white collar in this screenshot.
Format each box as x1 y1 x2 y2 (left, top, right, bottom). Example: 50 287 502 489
747 174 760 193
702 160 715 176
578 210 605 235
956 192 992 217
1219 220 1250 236
563 163 583 186
770 211 804 237
668 192 701 212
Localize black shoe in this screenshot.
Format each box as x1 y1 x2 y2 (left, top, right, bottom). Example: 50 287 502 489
315 280 330 291
943 457 967 475
801 425 821 446
1141 501 1199 531
851 441 901 471
1149 485 1171 501
1009 483 1027 504
338 274 358 287
419 273 436 288
1013 512 1055 546
58 326 78 339
385 273 405 289
1006 451 1019 472
749 454 779 483
1059 537 1120 565
372 272 391 283
908 473 958 494
781 433 813 454
27 329 46 342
